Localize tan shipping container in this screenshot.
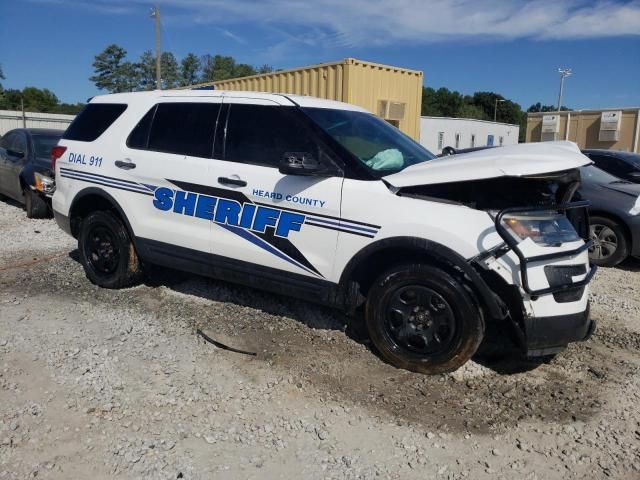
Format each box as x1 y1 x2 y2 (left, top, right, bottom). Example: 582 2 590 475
187 58 424 140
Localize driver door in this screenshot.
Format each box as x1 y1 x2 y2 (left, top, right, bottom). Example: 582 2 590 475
208 98 344 280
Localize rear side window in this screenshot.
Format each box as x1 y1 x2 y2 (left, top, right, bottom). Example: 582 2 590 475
224 104 319 167
63 103 127 142
144 103 220 158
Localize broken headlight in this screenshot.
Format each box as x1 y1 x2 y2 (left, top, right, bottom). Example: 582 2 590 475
501 211 580 247
34 172 55 195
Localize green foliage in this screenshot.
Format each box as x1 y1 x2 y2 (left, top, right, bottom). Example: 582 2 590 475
180 53 200 87
0 64 4 91
0 86 84 114
200 54 259 82
90 45 274 92
527 102 571 113
90 44 139 93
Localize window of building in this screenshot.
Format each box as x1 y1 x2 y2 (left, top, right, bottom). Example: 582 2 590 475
471 134 476 148
437 132 444 150
145 103 221 158
455 133 461 149
63 104 127 142
499 136 504 147
224 104 319 168
487 134 494 146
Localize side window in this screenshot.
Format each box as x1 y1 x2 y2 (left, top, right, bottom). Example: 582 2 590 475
470 134 476 148
224 104 319 168
454 133 461 149
147 103 220 158
127 106 157 150
437 132 444 150
63 104 127 142
607 157 634 177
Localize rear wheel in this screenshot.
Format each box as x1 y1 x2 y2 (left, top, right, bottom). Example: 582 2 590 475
24 188 49 219
78 210 143 289
589 216 628 267
365 264 484 374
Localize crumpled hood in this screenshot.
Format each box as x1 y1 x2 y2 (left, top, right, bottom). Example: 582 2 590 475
384 141 592 187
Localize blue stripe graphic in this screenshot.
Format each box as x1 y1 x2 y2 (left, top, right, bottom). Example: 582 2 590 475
219 223 322 277
305 216 379 234
60 168 154 192
60 173 153 196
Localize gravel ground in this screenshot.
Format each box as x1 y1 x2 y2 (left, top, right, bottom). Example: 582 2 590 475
0 198 639 480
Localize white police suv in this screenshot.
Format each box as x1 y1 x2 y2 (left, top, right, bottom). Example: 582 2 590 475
52 90 596 374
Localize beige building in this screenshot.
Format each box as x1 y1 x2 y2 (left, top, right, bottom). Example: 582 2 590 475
526 107 640 153
186 58 424 140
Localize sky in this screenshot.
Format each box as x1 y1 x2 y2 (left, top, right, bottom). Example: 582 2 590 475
1 0 639 110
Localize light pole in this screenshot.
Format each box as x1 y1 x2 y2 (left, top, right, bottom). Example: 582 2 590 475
494 98 506 122
150 6 161 89
557 67 572 112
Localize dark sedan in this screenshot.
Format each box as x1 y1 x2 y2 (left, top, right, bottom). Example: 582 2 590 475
577 165 640 267
0 128 63 218
582 149 640 183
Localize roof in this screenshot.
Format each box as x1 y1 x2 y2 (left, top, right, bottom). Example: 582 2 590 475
90 89 368 112
182 58 423 90
420 116 519 127
6 128 64 136
527 107 640 117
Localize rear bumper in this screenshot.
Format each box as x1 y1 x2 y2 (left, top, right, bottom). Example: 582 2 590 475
53 209 72 237
524 302 595 357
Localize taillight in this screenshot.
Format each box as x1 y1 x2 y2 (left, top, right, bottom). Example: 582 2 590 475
51 146 67 172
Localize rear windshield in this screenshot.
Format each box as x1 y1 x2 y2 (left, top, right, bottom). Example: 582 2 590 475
32 134 62 159
63 103 127 142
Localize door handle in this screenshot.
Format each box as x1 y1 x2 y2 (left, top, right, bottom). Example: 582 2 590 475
218 176 247 187
115 160 136 170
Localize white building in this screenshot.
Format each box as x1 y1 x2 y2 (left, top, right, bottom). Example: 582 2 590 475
420 116 520 154
0 110 75 136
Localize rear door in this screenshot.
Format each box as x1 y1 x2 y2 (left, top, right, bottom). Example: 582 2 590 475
207 98 344 280
118 98 223 258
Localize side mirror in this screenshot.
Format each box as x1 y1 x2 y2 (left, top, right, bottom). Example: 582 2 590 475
7 148 25 159
279 152 325 176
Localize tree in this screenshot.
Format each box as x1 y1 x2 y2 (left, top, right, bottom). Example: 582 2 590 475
90 44 139 93
160 52 180 89
180 53 200 86
200 54 259 83
0 64 4 91
137 50 157 91
0 86 82 114
527 102 571 113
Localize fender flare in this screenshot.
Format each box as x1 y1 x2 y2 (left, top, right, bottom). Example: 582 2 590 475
69 187 136 240
338 236 507 320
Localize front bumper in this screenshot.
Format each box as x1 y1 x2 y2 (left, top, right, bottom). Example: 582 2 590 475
522 302 595 357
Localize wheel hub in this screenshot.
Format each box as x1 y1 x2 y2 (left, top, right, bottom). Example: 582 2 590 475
385 285 457 356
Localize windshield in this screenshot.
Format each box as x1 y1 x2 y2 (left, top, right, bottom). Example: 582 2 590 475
32 134 62 159
580 165 626 184
303 107 436 177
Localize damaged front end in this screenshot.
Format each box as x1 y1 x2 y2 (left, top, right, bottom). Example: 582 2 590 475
395 167 597 358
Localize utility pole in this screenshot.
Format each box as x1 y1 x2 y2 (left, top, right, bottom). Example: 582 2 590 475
150 6 161 89
557 68 572 112
494 98 506 122
20 96 26 128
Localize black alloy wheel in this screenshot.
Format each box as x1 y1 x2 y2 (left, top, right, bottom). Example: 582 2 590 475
78 210 143 289
365 264 484 374
385 285 457 356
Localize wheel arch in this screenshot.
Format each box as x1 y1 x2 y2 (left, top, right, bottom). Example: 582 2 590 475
68 187 135 240
338 236 506 320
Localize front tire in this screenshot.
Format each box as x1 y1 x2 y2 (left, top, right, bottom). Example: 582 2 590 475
24 188 49 219
589 216 628 267
78 211 143 289
365 264 484 374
